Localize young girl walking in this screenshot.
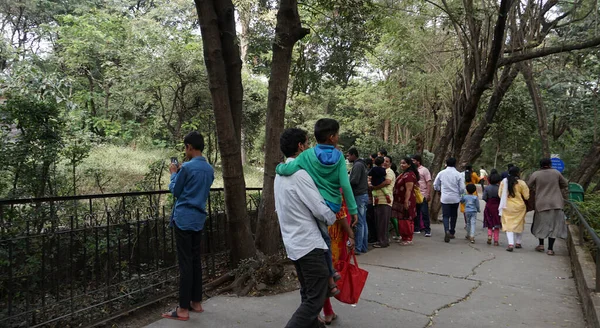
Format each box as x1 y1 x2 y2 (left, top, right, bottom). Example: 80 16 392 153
482 172 502 246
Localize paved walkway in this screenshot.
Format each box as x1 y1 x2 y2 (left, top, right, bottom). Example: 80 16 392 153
147 209 585 328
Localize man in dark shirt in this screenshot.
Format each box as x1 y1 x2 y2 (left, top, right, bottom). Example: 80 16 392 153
347 147 369 254
162 131 214 321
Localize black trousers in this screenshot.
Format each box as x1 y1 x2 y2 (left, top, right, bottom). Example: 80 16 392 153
174 225 203 309
286 248 329 328
366 204 377 243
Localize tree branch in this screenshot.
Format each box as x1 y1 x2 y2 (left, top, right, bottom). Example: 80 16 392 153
499 36 600 66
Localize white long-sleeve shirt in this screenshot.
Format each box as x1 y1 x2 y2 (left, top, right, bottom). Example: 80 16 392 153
274 158 337 261
433 166 465 204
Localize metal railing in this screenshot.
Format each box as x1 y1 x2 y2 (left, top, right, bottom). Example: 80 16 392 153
0 188 262 327
565 200 600 291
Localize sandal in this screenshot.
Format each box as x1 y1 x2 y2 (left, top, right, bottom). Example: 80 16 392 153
399 241 412 246
319 313 338 325
535 245 545 252
515 244 522 249
161 308 189 321
189 304 204 313
493 241 499 246
332 272 341 282
547 250 555 256
328 284 340 297
487 237 492 245
506 245 514 252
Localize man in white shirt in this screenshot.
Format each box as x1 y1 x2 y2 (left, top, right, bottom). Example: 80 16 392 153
275 128 352 328
433 157 465 243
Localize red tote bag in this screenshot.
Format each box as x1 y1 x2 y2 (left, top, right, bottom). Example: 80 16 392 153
334 251 369 304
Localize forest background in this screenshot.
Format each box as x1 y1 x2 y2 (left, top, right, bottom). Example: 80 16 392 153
3 0 600 258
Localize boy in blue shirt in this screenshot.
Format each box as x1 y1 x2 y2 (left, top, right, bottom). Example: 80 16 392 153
461 184 480 244
162 131 214 321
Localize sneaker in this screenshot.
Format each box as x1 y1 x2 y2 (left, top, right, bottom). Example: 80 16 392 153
414 231 421 234
444 233 450 243
425 233 431 237
470 237 475 244
392 236 400 240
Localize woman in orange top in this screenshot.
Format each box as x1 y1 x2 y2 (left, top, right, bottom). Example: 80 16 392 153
321 194 354 324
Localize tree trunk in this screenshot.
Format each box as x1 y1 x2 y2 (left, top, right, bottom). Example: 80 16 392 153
214 1 244 145
383 119 390 143
430 0 512 222
459 65 519 166
570 141 600 191
239 4 251 165
520 61 550 158
255 0 310 255
195 0 257 265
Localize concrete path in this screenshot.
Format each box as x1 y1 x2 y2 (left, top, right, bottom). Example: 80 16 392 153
147 209 585 328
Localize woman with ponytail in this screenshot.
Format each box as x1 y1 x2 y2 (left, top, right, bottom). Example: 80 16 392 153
499 166 530 252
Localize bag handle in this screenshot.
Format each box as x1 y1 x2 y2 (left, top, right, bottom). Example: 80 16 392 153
349 249 360 269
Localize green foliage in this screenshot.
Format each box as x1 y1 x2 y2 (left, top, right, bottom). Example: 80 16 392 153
574 193 600 236
0 97 64 198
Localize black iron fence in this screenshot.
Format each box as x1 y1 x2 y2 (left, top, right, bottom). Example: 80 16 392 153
564 200 600 291
0 188 262 327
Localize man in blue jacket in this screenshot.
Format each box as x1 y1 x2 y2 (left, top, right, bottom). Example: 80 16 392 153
162 131 214 321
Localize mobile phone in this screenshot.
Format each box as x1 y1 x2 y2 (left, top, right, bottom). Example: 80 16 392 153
170 157 179 166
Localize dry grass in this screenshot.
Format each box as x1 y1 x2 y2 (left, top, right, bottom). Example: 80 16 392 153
74 144 264 194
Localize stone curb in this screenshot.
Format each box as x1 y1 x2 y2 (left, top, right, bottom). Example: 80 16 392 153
568 224 600 328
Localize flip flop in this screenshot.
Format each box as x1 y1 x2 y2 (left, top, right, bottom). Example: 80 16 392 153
333 272 342 282
161 308 189 321
319 313 338 325
535 245 545 252
547 250 555 256
328 284 340 297
189 306 204 313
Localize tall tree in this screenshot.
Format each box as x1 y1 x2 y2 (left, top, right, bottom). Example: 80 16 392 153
255 0 309 255
194 0 256 264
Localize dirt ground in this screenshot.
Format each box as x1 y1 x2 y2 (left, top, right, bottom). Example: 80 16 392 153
102 264 300 328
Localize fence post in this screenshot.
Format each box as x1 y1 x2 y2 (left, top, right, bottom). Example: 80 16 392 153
597 249 600 292
580 215 584 246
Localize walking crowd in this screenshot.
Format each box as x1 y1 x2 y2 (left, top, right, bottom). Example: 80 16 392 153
161 118 571 328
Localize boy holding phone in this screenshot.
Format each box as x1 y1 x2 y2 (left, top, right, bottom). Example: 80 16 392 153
162 131 214 321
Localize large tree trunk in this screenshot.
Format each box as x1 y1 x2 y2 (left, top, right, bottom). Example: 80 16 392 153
520 61 551 158
570 141 600 191
430 0 513 222
255 0 309 255
195 0 257 265
459 65 519 166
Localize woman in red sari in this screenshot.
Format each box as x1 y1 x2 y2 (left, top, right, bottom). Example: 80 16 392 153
321 195 355 324
392 157 419 245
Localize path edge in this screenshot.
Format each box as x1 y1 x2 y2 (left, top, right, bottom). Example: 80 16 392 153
568 224 600 328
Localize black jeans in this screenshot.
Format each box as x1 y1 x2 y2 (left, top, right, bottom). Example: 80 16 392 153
286 248 329 328
442 203 459 235
366 204 377 243
174 225 203 309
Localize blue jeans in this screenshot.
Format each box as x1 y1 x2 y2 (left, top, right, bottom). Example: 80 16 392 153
442 203 459 235
465 212 477 237
417 200 431 234
318 223 334 277
354 193 369 253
